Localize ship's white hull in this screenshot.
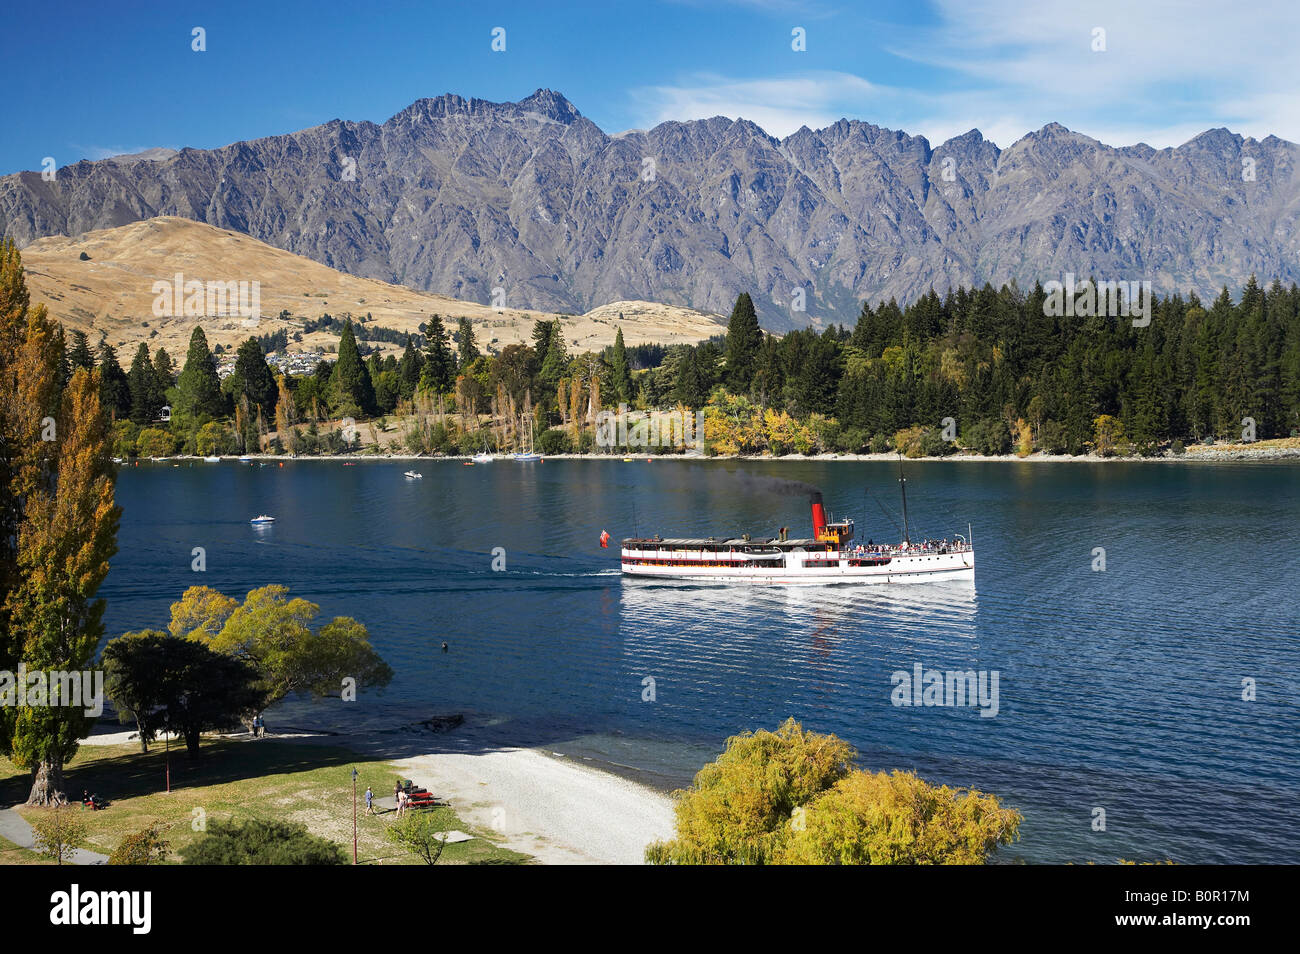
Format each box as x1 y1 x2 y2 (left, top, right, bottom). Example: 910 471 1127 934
621 547 974 585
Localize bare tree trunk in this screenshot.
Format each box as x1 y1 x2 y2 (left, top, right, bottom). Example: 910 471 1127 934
26 759 67 806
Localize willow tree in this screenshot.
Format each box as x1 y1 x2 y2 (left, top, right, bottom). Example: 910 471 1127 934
645 718 1020 865
0 240 120 805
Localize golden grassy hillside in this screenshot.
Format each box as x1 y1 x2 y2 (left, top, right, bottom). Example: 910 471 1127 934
20 216 725 357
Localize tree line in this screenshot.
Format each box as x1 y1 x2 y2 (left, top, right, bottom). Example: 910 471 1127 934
78 273 1300 460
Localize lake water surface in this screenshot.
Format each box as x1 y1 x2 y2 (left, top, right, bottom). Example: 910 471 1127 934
101 457 1300 864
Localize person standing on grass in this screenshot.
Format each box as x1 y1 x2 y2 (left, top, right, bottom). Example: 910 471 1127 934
365 786 374 814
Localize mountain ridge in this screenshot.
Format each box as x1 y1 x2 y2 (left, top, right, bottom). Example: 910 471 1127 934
4 89 1298 330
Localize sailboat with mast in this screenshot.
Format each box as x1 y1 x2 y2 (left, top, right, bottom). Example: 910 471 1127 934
513 398 542 461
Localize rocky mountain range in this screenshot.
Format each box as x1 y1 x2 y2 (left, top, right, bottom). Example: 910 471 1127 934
4 89 1299 331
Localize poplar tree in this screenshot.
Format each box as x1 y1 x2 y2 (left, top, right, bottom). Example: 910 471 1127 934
0 241 120 805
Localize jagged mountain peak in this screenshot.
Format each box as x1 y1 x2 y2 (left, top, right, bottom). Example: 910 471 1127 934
2 91 1298 332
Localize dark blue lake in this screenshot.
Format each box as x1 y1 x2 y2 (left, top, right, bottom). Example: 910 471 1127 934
100 457 1300 864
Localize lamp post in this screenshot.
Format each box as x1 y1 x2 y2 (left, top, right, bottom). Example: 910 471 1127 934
352 767 358 865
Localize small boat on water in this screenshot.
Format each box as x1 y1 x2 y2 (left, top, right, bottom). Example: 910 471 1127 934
249 515 276 525
404 471 423 479
472 452 494 464
203 456 220 463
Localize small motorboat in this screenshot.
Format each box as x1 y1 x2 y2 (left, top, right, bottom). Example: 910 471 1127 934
472 452 493 464
203 456 220 463
404 471 423 479
249 515 276 525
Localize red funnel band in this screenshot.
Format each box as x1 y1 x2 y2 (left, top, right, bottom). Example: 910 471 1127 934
811 500 827 538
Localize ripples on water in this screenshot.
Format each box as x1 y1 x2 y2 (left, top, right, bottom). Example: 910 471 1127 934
102 458 1300 863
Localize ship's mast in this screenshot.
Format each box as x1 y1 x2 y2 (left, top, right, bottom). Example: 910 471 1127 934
897 454 911 545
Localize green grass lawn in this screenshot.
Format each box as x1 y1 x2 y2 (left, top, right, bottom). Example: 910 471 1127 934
0 834 50 865
1 738 529 865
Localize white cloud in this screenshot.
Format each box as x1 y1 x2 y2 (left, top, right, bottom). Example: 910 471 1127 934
630 0 1300 148
631 72 884 138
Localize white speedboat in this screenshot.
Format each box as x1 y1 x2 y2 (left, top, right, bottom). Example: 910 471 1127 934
404 471 423 479
203 456 220 463
250 515 276 525
472 452 494 464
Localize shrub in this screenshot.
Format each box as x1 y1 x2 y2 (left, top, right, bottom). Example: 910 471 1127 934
537 427 573 455
893 426 927 458
919 428 952 457
1039 420 1069 455
137 427 177 458
181 819 346 865
109 825 169 865
868 432 892 454
837 426 869 454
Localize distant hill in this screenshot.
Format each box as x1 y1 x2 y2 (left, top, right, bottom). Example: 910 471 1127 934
4 90 1300 331
18 217 725 358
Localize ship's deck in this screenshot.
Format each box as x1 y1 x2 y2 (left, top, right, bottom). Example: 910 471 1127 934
622 537 820 551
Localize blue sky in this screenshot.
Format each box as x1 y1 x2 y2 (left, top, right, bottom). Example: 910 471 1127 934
5 0 1299 175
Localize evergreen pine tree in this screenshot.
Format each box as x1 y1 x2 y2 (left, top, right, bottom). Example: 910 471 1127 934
176 326 225 421
419 315 455 395
331 318 374 415
724 293 762 392
67 330 94 371
127 342 159 424
233 337 278 417
97 342 131 420
609 326 632 403
457 317 480 366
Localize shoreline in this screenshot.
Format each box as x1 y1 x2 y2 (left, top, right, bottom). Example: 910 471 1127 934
84 721 677 865
131 444 1300 465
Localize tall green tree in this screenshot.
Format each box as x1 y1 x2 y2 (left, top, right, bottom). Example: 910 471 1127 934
127 343 160 425
397 335 424 401
419 314 455 395
1 241 122 804
330 318 374 415
724 292 763 393
456 317 480 367
609 326 632 403
97 342 131 420
67 329 94 372
232 337 278 418
175 326 225 421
